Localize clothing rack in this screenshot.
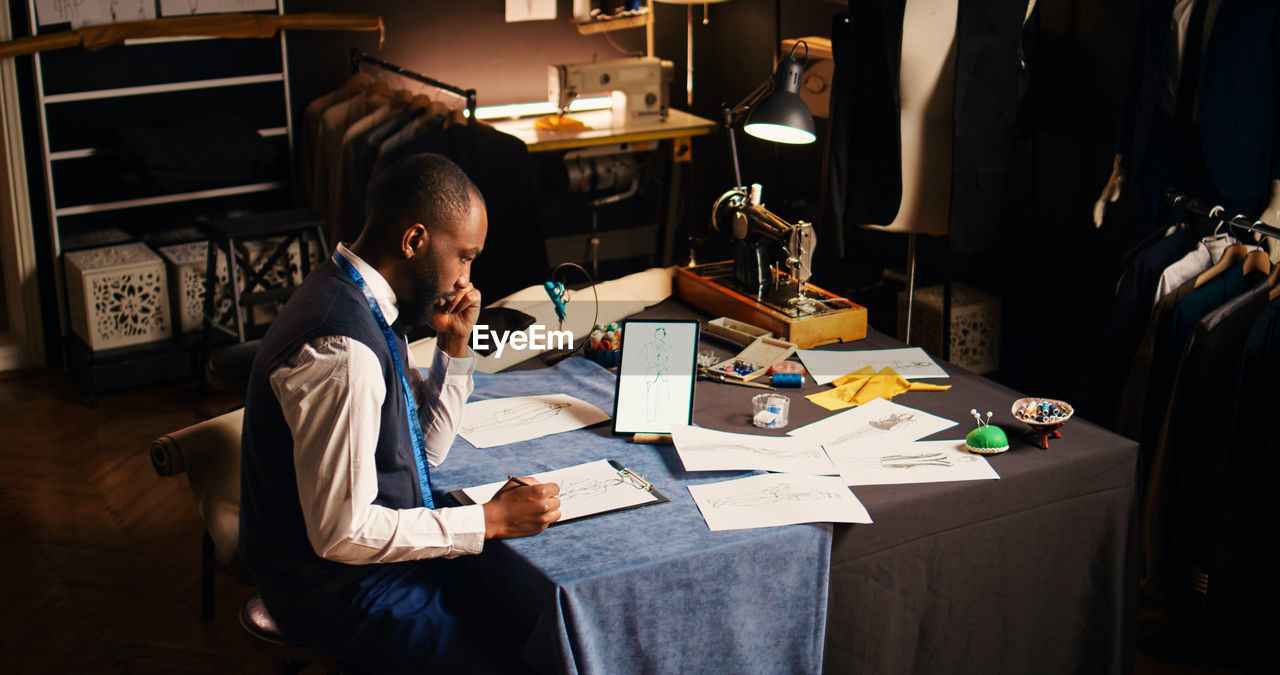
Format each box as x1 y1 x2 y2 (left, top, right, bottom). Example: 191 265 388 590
350 48 477 121
1163 189 1280 241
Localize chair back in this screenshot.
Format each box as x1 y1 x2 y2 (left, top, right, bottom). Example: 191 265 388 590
150 408 244 569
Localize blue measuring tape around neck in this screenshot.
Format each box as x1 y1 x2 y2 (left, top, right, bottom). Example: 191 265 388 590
333 251 435 509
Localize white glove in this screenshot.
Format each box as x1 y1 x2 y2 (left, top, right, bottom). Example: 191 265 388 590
1093 154 1125 229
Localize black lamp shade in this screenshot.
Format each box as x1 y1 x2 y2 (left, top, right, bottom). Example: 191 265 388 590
744 57 816 144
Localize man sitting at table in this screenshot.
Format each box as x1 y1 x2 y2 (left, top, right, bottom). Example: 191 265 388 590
239 153 561 672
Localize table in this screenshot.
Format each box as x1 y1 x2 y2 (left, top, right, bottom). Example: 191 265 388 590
489 109 717 267
696 329 1138 674
432 318 1137 674
431 357 830 675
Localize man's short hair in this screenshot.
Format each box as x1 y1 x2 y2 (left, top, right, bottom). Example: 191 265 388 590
363 154 482 242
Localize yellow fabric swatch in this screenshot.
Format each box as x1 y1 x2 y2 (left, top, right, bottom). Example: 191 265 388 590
535 114 592 131
806 366 951 411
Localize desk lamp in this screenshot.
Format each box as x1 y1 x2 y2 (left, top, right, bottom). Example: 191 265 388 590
724 40 816 187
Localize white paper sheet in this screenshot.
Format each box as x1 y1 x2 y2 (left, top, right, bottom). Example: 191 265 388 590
788 397 957 453
459 394 610 449
37 0 156 27
459 459 660 522
505 0 556 22
825 439 1000 486
670 423 837 476
159 0 276 16
688 473 872 531
797 347 949 385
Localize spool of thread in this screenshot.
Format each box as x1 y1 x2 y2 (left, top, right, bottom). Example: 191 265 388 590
772 373 804 388
771 361 806 388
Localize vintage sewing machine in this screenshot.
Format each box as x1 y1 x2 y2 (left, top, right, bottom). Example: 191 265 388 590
676 184 867 348
548 56 674 124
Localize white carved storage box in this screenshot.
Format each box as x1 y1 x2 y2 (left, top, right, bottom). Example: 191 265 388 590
158 237 320 333
64 242 172 350
897 283 1001 375
157 242 230 334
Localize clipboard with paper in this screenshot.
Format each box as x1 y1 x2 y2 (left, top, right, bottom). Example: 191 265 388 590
449 459 669 525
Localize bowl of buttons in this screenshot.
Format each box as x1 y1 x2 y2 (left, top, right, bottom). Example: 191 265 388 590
1011 398 1074 450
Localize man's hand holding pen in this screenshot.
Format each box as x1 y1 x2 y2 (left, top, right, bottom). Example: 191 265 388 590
483 476 561 539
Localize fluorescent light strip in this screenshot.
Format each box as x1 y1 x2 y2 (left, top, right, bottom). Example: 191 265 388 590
473 96 612 120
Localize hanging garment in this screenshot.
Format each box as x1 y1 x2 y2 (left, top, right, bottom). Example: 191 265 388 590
312 89 391 237
1188 294 1280 657
382 122 550 302
1115 274 1198 444
1141 280 1270 645
1151 235 1250 306
1087 223 1194 430
1139 267 1266 595
1235 299 1280 666
826 0 1034 255
330 92 411 243
301 73 374 207
370 111 449 188
344 108 427 235
1118 0 1280 236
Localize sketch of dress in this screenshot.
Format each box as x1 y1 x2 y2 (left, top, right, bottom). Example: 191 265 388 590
881 360 933 370
828 413 917 447
638 328 672 423
681 443 822 460
708 482 845 508
462 401 569 435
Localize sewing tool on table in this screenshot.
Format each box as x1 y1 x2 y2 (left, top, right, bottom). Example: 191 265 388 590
698 366 775 390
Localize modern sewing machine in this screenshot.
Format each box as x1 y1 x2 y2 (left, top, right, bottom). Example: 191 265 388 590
548 56 674 124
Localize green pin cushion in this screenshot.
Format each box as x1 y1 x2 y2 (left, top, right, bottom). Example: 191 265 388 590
965 409 1008 454
965 426 1009 454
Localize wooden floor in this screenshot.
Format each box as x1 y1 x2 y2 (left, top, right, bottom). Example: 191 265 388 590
0 368 273 674
0 366 1244 674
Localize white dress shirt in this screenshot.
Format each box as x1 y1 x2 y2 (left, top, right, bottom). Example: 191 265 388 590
1152 235 1257 307
268 244 485 565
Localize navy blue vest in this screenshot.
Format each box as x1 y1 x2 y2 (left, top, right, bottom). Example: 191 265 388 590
240 260 425 594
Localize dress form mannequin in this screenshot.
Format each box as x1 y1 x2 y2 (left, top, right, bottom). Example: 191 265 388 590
870 0 958 236
827 0 1037 256
865 0 1036 236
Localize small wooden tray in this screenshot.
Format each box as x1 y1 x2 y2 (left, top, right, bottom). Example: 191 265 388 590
708 336 797 382
704 317 773 348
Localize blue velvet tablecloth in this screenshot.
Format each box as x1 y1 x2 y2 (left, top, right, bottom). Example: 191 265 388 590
429 357 830 675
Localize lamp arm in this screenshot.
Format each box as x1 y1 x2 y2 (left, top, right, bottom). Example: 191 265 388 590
722 77 774 188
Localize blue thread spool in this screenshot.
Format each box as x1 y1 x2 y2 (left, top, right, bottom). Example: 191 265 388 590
772 373 804 388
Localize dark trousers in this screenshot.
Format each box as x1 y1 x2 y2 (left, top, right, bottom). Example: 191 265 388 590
260 558 528 674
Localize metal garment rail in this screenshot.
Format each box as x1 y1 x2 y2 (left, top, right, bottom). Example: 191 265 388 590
1164 189 1280 241
350 48 476 121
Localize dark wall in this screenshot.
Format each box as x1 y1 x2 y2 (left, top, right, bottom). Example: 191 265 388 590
285 0 842 217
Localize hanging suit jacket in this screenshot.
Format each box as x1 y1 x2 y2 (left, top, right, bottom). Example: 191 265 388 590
1119 0 1280 202
1144 281 1269 646
827 0 1033 255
